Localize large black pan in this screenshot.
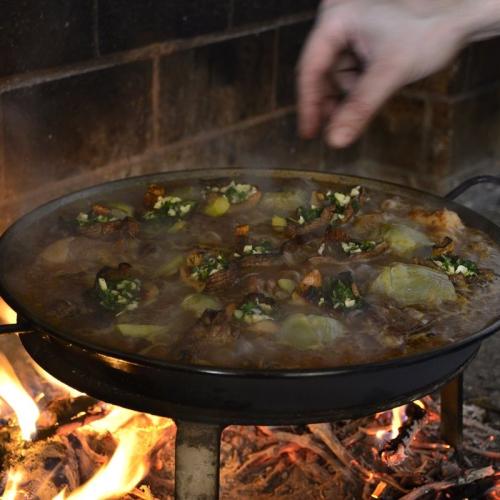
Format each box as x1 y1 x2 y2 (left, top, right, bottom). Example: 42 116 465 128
1 169 499 425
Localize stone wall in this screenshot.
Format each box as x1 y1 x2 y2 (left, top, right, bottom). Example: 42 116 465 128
0 1 499 231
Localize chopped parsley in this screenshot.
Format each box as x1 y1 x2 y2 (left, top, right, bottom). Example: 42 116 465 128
301 273 362 311
325 185 362 213
341 240 377 255
234 298 274 324
143 196 195 221
240 241 274 256
96 277 141 314
293 205 323 225
324 277 362 310
431 254 478 278
206 181 258 205
190 254 228 282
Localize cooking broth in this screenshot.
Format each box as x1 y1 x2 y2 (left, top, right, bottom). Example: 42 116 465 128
3 172 500 369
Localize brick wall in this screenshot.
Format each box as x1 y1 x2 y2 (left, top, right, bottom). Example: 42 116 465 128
0 1 499 232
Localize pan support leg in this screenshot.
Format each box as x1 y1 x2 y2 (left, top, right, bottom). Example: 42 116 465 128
440 374 463 449
174 420 223 500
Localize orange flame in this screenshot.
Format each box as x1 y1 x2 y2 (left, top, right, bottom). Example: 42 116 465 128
0 299 17 324
55 408 173 499
31 363 84 399
61 427 149 500
85 407 138 434
0 352 39 440
0 470 23 500
390 405 406 439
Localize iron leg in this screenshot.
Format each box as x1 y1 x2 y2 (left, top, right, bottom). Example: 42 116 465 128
174 420 223 500
440 374 463 449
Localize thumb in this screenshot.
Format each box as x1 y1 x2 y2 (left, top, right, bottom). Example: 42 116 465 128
326 61 404 148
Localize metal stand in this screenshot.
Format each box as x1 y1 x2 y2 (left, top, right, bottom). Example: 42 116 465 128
440 374 463 449
175 421 223 500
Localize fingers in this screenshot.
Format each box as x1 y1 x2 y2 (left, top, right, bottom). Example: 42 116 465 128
326 61 404 148
297 27 345 139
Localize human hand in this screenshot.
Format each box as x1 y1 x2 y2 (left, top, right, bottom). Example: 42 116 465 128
297 0 469 148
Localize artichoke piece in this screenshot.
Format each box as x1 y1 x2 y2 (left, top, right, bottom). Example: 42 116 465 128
157 254 184 278
279 313 345 350
181 293 222 318
370 263 456 307
260 190 308 213
383 224 432 256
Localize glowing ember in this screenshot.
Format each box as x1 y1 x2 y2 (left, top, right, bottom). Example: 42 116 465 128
371 480 387 498
0 470 23 500
0 352 40 440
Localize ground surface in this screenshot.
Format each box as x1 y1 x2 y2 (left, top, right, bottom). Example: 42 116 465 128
460 182 500 421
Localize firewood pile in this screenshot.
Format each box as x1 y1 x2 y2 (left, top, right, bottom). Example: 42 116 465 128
0 391 498 499
220 399 499 499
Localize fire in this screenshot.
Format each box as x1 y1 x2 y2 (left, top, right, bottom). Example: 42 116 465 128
31 362 84 399
54 408 173 499
390 405 406 439
85 406 138 434
0 470 23 500
0 299 16 324
60 426 149 500
0 352 40 440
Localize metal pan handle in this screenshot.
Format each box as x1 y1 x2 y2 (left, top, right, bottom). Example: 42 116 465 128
0 322 33 335
445 175 500 200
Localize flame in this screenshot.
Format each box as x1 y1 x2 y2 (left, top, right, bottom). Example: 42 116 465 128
85 406 138 433
0 352 40 440
0 470 23 500
31 362 84 399
55 410 173 500
62 427 148 500
414 399 425 409
0 299 16 324
390 405 406 439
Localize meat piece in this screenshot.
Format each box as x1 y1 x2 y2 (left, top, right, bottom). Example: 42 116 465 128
229 190 262 213
78 217 139 240
325 227 350 242
432 236 455 256
286 206 337 238
194 308 236 344
409 208 464 236
143 184 166 209
205 264 238 293
97 262 132 282
239 254 283 268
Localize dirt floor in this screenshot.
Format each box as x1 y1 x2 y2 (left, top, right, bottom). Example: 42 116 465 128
460 181 500 419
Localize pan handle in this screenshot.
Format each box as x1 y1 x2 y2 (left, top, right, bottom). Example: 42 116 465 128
0 322 34 335
445 175 500 200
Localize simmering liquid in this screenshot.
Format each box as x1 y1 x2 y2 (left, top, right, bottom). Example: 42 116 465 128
3 173 500 369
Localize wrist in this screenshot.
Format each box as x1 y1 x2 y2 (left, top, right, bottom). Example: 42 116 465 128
452 0 500 44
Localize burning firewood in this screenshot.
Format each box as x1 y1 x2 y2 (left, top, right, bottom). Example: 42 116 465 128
380 402 427 466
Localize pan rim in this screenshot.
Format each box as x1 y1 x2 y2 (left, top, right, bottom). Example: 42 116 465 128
1 167 499 378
